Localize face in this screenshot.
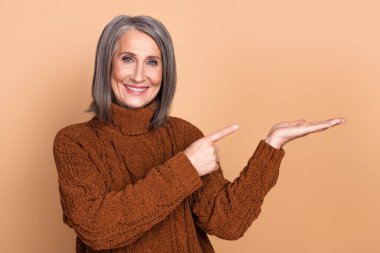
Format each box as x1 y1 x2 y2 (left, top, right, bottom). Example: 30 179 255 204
111 29 162 109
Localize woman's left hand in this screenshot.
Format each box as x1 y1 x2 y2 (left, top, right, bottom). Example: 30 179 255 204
265 117 345 149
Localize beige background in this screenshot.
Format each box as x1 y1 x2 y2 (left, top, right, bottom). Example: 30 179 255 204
1 0 379 252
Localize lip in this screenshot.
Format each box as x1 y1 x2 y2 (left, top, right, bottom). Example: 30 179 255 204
124 84 149 88
124 84 149 96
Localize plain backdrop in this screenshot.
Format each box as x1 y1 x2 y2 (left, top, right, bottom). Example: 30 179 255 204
1 0 379 252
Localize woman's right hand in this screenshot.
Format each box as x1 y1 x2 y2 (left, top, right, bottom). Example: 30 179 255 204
183 124 239 176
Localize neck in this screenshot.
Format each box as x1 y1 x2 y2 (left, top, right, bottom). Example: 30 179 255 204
108 100 158 136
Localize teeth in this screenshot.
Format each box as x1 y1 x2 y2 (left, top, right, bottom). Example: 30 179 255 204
126 85 148 92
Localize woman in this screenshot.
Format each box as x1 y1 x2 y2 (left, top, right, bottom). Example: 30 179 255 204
53 15 345 253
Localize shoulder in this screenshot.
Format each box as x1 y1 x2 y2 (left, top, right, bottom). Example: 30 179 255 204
166 116 204 146
53 118 98 151
167 116 203 135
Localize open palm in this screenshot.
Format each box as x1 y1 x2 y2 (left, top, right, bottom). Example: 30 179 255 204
265 118 345 149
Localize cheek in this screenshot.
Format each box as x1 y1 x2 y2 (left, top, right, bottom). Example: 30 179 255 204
111 62 130 82
153 84 162 95
147 68 163 86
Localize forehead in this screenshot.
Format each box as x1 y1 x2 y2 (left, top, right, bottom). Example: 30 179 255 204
116 29 161 57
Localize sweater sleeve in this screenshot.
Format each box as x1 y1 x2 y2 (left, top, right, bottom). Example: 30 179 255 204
186 125 285 240
53 129 202 250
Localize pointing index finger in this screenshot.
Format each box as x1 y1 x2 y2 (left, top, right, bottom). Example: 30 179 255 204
204 124 239 143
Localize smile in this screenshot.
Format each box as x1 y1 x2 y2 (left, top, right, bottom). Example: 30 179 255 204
124 84 149 95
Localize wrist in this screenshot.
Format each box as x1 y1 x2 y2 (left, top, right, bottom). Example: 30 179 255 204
265 136 283 149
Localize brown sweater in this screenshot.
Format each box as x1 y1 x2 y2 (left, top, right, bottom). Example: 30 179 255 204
53 101 285 253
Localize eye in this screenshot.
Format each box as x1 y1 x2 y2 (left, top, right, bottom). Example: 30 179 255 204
147 60 158 66
121 56 133 63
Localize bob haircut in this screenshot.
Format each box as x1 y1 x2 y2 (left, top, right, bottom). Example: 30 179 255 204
87 15 177 129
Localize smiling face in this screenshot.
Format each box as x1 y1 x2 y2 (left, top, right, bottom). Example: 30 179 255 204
111 29 163 109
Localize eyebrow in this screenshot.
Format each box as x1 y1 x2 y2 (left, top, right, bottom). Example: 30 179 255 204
119 51 161 60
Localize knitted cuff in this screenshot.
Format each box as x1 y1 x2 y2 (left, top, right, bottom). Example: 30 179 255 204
165 152 203 195
250 140 285 165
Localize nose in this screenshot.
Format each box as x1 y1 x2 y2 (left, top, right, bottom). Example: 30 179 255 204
130 62 145 83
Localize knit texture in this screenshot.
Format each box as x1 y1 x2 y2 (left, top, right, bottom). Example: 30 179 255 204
53 101 285 252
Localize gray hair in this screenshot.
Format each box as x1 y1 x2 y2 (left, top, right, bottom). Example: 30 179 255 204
87 15 177 129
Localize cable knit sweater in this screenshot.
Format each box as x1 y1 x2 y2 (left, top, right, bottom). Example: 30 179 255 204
53 100 285 253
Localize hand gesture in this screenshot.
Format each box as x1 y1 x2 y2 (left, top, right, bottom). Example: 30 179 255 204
265 118 345 149
184 124 239 176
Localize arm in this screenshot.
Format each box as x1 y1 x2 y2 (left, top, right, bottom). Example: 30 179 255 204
188 116 345 240
53 130 202 250
185 125 285 240
191 140 284 240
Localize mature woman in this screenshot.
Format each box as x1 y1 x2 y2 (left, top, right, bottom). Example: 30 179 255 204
53 15 344 253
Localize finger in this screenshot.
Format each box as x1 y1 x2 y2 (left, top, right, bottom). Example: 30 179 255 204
273 119 307 128
204 124 239 143
303 121 337 133
291 119 307 126
214 162 220 171
326 118 345 126
308 118 345 128
213 145 220 154
215 154 221 163
299 118 344 127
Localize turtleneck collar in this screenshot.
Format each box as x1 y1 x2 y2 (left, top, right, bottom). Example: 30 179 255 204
108 100 158 136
